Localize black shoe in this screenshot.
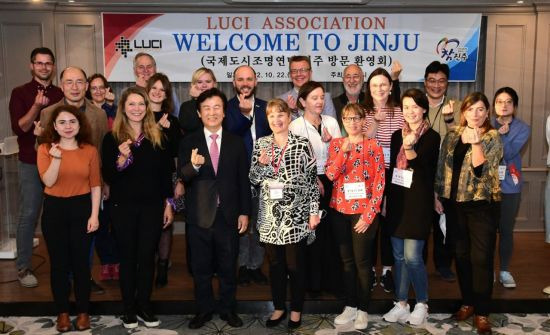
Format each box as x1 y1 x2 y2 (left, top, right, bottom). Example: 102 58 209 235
288 317 301 329
237 266 251 286
90 278 105 295
121 314 138 329
437 267 457 282
381 270 395 293
249 268 268 285
188 312 213 329
369 269 377 291
220 312 243 328
155 259 168 288
266 309 287 328
137 309 160 327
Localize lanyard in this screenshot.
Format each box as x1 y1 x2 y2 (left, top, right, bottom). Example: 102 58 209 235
271 140 288 175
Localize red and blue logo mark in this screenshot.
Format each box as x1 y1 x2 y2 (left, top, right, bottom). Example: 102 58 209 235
436 38 468 62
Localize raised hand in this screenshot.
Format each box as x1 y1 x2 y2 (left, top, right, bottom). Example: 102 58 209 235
442 100 455 116
341 137 352 152
190 148 205 167
403 133 417 148
34 90 50 108
390 60 403 81
462 126 481 144
321 127 332 143
33 121 44 136
498 122 510 135
238 93 253 114
286 95 297 110
189 84 202 98
49 143 62 158
105 87 115 103
374 109 387 122
258 149 270 166
158 113 170 129
118 139 132 158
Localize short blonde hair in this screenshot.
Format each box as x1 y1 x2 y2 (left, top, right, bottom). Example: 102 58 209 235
266 98 291 117
191 67 217 86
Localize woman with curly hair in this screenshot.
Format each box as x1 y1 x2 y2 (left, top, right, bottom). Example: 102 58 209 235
37 104 100 332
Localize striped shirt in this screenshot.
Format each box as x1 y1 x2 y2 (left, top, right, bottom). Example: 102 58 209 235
362 106 404 168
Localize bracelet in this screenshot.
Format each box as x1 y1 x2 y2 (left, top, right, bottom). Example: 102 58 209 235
51 155 61 159
444 117 454 124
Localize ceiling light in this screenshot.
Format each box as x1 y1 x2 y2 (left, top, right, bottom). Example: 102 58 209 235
517 0 524 3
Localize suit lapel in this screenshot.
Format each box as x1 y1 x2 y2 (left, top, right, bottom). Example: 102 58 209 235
198 131 216 177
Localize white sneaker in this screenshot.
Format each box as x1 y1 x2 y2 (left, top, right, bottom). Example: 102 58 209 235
334 306 357 325
383 301 410 323
406 302 428 325
354 310 368 330
543 286 550 295
499 271 516 288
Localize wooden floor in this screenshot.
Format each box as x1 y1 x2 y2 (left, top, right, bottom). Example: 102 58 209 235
1 232 549 314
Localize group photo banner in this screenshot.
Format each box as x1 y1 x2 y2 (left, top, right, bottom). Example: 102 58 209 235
102 13 481 82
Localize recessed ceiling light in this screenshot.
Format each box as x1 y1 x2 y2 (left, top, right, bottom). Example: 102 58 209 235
68 0 75 2
31 0 42 3
517 0 524 3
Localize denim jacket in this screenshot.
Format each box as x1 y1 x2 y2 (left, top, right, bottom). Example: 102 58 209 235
435 127 503 202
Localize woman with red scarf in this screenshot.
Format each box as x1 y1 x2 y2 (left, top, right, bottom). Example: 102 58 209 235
383 88 440 326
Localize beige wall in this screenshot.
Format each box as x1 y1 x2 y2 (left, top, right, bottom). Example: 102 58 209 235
1 4 548 230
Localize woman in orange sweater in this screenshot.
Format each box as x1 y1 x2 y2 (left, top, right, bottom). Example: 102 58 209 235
37 104 101 333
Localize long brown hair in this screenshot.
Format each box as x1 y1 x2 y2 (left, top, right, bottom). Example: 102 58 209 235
39 104 92 146
459 92 493 133
112 86 163 148
146 72 174 115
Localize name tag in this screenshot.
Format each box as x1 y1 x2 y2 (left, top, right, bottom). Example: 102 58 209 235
383 147 390 165
392 168 413 188
344 182 366 200
498 165 506 181
268 181 284 200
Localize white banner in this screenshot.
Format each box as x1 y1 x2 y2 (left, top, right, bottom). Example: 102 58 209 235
103 13 481 82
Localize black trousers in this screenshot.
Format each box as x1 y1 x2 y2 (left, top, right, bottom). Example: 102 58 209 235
306 174 340 293
265 239 307 312
448 200 497 316
332 210 378 311
187 210 239 314
110 201 163 314
42 193 92 314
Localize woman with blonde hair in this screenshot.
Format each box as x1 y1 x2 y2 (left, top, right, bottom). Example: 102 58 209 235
435 92 502 335
101 86 174 329
178 67 217 134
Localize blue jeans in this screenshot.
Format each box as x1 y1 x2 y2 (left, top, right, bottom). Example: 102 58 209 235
16 162 43 271
238 188 264 269
545 171 550 243
391 237 428 303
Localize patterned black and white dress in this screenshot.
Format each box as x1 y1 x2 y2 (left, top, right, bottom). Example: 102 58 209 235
249 132 320 245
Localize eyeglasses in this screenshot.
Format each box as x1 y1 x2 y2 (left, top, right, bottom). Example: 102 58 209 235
90 86 106 92
426 78 448 85
289 68 311 75
342 116 363 123
496 99 513 105
33 61 54 67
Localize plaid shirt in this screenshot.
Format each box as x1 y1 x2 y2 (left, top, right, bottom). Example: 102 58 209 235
435 127 503 202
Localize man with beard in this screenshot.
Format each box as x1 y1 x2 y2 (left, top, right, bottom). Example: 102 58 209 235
9 47 64 288
278 55 336 120
223 65 271 287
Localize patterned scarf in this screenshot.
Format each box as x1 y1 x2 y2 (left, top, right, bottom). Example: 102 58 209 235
396 119 430 169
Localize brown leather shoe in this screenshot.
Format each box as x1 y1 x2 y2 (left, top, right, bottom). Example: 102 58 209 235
56 313 71 332
454 305 474 321
75 313 90 331
474 315 492 334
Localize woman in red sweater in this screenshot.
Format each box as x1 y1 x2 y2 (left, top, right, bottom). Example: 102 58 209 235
325 103 385 330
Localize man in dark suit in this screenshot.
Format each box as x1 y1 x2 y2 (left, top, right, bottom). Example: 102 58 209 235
223 65 271 287
179 88 251 329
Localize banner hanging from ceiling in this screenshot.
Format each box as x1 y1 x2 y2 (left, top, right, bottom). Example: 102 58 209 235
102 13 481 82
